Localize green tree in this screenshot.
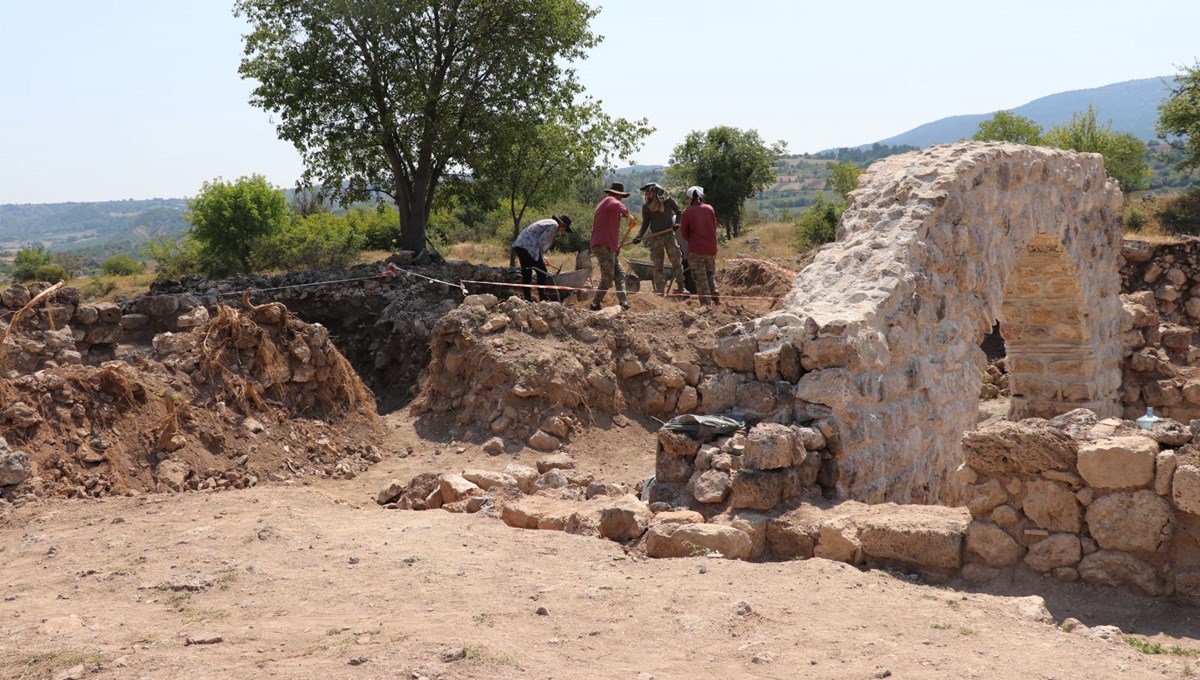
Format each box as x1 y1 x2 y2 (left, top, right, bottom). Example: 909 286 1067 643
473 101 652 265
185 175 289 277
1158 61 1200 174
235 0 599 254
140 236 202 281
973 111 1044 145
826 162 864 199
100 253 146 276
11 245 53 282
1043 106 1150 192
668 126 786 238
794 194 845 250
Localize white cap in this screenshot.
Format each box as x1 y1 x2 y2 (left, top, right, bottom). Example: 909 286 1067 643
686 186 704 201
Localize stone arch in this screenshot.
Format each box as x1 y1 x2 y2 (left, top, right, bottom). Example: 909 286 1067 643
715 142 1124 504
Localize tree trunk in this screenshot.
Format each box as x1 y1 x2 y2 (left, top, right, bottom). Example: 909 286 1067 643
394 175 428 253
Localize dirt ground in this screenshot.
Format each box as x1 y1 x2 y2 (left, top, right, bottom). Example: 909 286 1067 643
3 264 1200 679
3 407 1200 680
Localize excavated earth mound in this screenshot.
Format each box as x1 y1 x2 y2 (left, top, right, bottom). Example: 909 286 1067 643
0 298 382 501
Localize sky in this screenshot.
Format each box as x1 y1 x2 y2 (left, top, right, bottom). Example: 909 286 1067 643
1 0 1197 205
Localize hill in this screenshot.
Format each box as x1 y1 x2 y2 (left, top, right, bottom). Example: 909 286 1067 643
0 198 188 256
873 76 1176 148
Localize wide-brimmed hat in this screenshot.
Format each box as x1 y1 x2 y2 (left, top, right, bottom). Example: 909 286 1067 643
604 182 630 198
554 215 573 232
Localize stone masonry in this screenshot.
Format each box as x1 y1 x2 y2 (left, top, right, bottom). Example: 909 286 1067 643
700 142 1125 504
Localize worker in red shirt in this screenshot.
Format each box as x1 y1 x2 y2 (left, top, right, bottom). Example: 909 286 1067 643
679 186 720 306
589 182 633 311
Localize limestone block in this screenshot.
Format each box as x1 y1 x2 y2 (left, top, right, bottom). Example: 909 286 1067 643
462 469 517 491
503 463 539 494
462 293 498 308
735 382 778 416
991 505 1020 527
966 478 1008 518
1148 420 1192 447
658 429 700 458
728 470 786 510
145 294 180 317
689 470 730 504
965 521 1021 568
1077 436 1157 489
714 335 756 373
376 479 405 505
644 522 752 560
676 386 699 413
532 469 569 493
801 335 855 370
795 426 826 451
175 306 209 328
501 495 576 530
814 516 862 564
0 449 31 487
597 495 652 541
1173 463 1200 515
73 305 99 326
794 368 852 410
656 448 695 484
439 474 480 504
857 504 970 572
1024 534 1081 573
1078 550 1163 595
648 510 705 529
528 430 561 452
753 349 781 382
779 342 803 382
1086 490 1173 553
94 301 122 324
699 373 743 413
1022 479 1082 533
586 481 627 499
1155 451 1177 496
962 421 1077 476
1162 325 1194 349
741 423 794 470
764 507 823 560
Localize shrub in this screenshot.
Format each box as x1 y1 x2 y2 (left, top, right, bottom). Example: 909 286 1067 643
1156 191 1200 236
1123 203 1148 232
33 263 69 283
257 212 366 271
100 253 146 276
11 245 53 282
794 194 844 250
140 236 203 281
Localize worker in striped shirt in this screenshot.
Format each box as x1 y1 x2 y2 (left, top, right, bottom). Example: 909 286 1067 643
511 215 572 301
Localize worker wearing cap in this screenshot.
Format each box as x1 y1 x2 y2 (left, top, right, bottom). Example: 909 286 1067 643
631 183 685 297
512 215 572 302
679 186 720 306
589 182 633 311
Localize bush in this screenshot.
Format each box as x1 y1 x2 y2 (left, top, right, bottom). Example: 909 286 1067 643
11 245 53 282
1156 191 1200 236
100 253 146 276
349 205 403 251
140 236 203 281
794 194 844 250
257 212 366 271
1123 202 1148 232
33 263 69 283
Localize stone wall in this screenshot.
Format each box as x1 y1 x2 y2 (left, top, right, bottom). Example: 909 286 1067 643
1118 238 1200 422
698 142 1125 504
645 411 1200 604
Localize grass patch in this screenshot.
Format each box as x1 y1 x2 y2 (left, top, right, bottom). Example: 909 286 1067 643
70 272 157 302
4 650 104 680
931 623 952 630
1125 636 1200 657
463 644 520 669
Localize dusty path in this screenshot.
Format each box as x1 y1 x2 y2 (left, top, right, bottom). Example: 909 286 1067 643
4 454 1200 679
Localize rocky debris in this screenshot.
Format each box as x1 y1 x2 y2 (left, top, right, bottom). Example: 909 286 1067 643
412 294 757 446
0 437 32 487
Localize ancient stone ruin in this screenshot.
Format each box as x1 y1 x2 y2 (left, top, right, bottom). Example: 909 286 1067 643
705 142 1125 504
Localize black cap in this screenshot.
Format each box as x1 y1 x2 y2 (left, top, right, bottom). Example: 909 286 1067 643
554 215 573 232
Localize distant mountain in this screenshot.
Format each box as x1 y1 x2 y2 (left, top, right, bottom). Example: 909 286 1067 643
873 76 1176 148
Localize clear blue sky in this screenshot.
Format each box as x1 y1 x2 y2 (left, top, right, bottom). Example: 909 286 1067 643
1 0 1197 204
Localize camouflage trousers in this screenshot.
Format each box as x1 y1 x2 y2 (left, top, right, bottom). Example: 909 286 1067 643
590 244 627 307
690 254 719 305
648 232 685 295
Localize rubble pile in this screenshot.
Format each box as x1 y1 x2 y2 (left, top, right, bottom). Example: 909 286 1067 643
0 285 382 502
412 293 757 449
